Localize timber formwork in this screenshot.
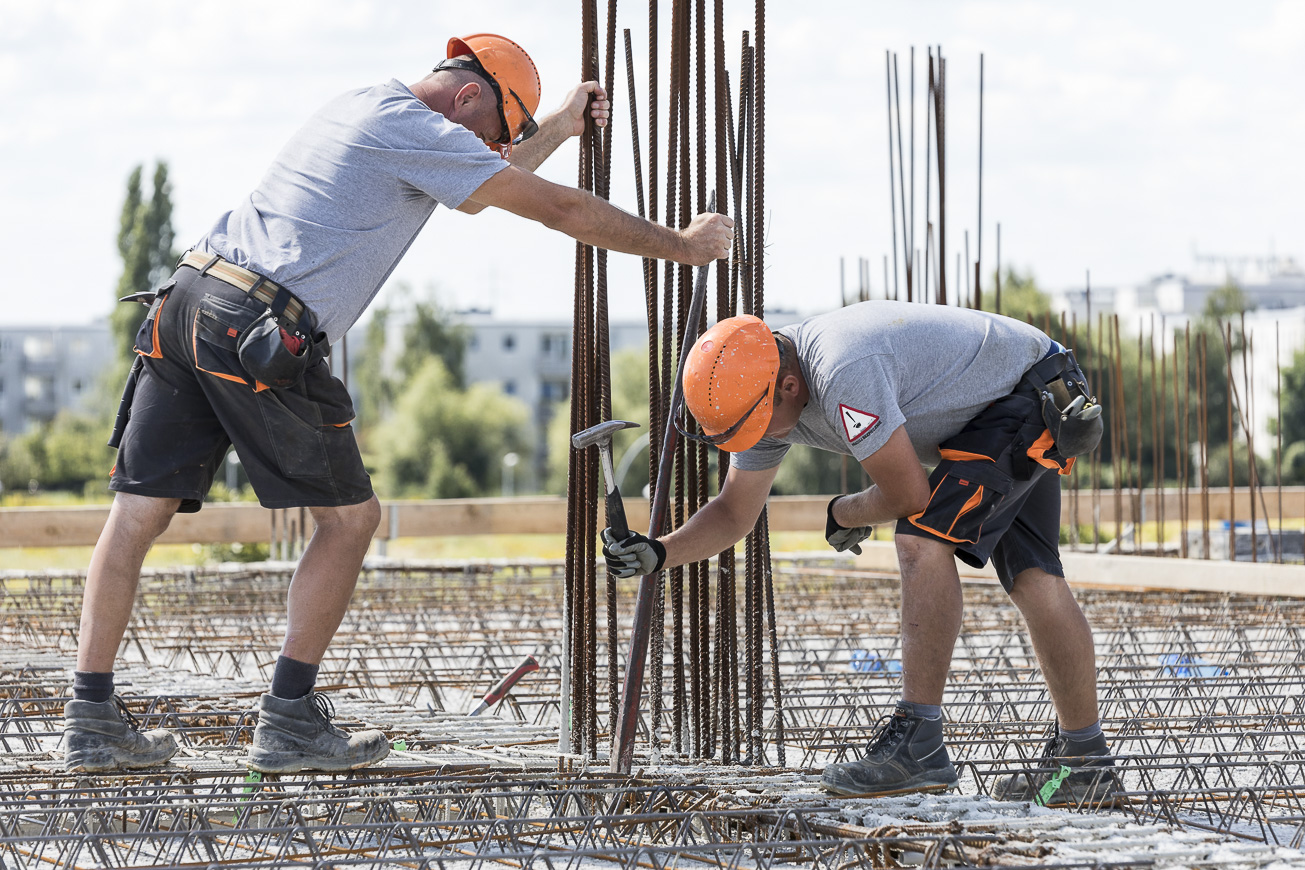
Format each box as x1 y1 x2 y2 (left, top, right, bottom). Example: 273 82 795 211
3 558 1305 868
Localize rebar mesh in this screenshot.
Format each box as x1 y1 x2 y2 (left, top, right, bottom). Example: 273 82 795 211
5 559 1305 868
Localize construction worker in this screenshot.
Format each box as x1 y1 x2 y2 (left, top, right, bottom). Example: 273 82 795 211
64 33 734 775
602 301 1120 807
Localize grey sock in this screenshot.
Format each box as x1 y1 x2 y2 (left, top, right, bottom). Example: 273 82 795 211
911 703 943 720
269 656 319 700
73 671 114 704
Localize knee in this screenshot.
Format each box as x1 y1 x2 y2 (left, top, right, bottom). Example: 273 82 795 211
314 496 382 540
894 533 949 578
111 493 180 542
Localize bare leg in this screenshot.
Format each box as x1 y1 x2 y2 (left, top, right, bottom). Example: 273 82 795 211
895 534 963 706
279 496 381 665
77 493 181 672
1008 568 1099 729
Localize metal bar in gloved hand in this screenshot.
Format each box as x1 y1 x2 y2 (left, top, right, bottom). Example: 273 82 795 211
611 195 716 774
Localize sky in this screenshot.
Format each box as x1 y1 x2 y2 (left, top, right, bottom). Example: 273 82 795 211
1 0 1302 329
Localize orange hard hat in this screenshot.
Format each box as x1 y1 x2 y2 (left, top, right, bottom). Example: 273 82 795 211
681 315 780 453
445 33 541 153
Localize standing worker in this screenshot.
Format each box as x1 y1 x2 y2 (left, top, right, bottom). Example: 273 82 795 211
602 301 1120 807
64 33 733 775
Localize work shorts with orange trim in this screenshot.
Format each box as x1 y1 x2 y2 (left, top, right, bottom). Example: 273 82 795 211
895 388 1065 592
109 267 373 513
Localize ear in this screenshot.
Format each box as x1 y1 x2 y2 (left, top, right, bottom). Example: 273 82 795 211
454 81 482 108
778 372 801 398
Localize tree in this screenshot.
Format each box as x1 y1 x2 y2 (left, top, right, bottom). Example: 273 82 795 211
371 357 531 498
1273 348 1305 484
352 284 469 429
110 162 177 373
545 348 650 496
981 267 1054 322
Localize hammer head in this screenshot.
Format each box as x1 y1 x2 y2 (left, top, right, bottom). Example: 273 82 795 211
571 419 640 450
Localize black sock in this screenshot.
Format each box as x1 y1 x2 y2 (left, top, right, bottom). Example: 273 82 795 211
269 655 319 700
73 671 115 704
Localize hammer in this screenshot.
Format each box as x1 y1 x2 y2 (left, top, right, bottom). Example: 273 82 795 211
571 419 641 539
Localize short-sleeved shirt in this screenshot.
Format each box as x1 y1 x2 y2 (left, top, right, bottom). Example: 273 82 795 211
198 79 508 344
731 301 1052 471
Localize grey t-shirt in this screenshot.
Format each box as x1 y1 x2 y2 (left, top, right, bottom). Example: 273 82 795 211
198 79 507 344
732 301 1052 470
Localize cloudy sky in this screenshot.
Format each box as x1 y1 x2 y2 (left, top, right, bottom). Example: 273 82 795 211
2 0 1301 329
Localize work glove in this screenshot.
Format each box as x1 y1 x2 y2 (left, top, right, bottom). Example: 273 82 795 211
601 528 667 578
825 495 872 555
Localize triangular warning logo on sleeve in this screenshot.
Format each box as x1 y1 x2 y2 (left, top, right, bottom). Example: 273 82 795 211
839 404 880 443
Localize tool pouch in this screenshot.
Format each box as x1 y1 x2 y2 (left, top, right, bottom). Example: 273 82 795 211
124 279 176 359
1019 349 1103 458
107 356 143 449
906 393 1031 544
236 309 326 389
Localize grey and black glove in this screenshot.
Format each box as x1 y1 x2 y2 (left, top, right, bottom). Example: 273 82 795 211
601 528 667 578
825 495 872 555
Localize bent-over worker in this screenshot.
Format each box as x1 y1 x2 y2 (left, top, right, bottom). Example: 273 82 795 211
602 301 1119 807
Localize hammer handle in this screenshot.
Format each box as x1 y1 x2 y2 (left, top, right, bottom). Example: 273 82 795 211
605 488 630 540
470 655 540 715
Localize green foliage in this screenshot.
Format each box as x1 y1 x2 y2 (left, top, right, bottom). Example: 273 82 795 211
981 267 1054 322
206 541 271 562
352 284 469 430
545 347 651 496
109 163 177 376
1275 348 1305 448
771 445 854 496
371 357 531 498
0 412 113 495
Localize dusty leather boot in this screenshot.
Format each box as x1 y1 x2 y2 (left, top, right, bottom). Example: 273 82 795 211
248 692 389 774
821 702 958 797
64 697 178 773
992 726 1121 808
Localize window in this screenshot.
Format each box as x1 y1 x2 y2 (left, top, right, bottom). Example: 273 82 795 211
23 335 54 359
504 380 517 395
502 334 516 351
541 332 569 358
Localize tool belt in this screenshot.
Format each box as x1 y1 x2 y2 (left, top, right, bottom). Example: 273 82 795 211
1016 347 1103 459
109 252 325 448
177 250 307 332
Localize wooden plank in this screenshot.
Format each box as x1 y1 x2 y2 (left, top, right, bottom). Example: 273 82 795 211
3 488 1304 549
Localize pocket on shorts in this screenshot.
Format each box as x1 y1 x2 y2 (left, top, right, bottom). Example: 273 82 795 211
133 280 176 359
259 362 354 479
907 458 1014 545
192 293 272 390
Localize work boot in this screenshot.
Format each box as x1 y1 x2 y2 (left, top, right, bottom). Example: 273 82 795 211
64 696 179 773
248 692 389 774
992 726 1122 808
821 702 958 796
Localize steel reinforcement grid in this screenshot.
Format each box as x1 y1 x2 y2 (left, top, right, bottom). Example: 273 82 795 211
3 558 1305 868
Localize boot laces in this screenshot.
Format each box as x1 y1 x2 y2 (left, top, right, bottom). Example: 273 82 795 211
309 692 336 725
113 695 143 732
865 713 912 759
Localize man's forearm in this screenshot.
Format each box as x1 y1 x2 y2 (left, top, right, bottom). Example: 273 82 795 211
548 189 689 262
504 110 572 172
832 484 913 528
659 498 759 570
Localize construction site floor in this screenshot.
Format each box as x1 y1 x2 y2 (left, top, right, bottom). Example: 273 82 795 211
3 556 1305 868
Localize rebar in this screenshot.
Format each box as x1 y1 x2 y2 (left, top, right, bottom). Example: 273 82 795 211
8 561 1305 867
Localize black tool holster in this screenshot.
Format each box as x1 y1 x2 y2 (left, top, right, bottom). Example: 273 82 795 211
1018 348 1103 458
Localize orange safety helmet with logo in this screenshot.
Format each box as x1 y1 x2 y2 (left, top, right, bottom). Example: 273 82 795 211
680 315 781 453
438 34 542 156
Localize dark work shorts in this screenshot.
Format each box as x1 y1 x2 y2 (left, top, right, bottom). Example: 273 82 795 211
895 394 1065 593
109 267 373 513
